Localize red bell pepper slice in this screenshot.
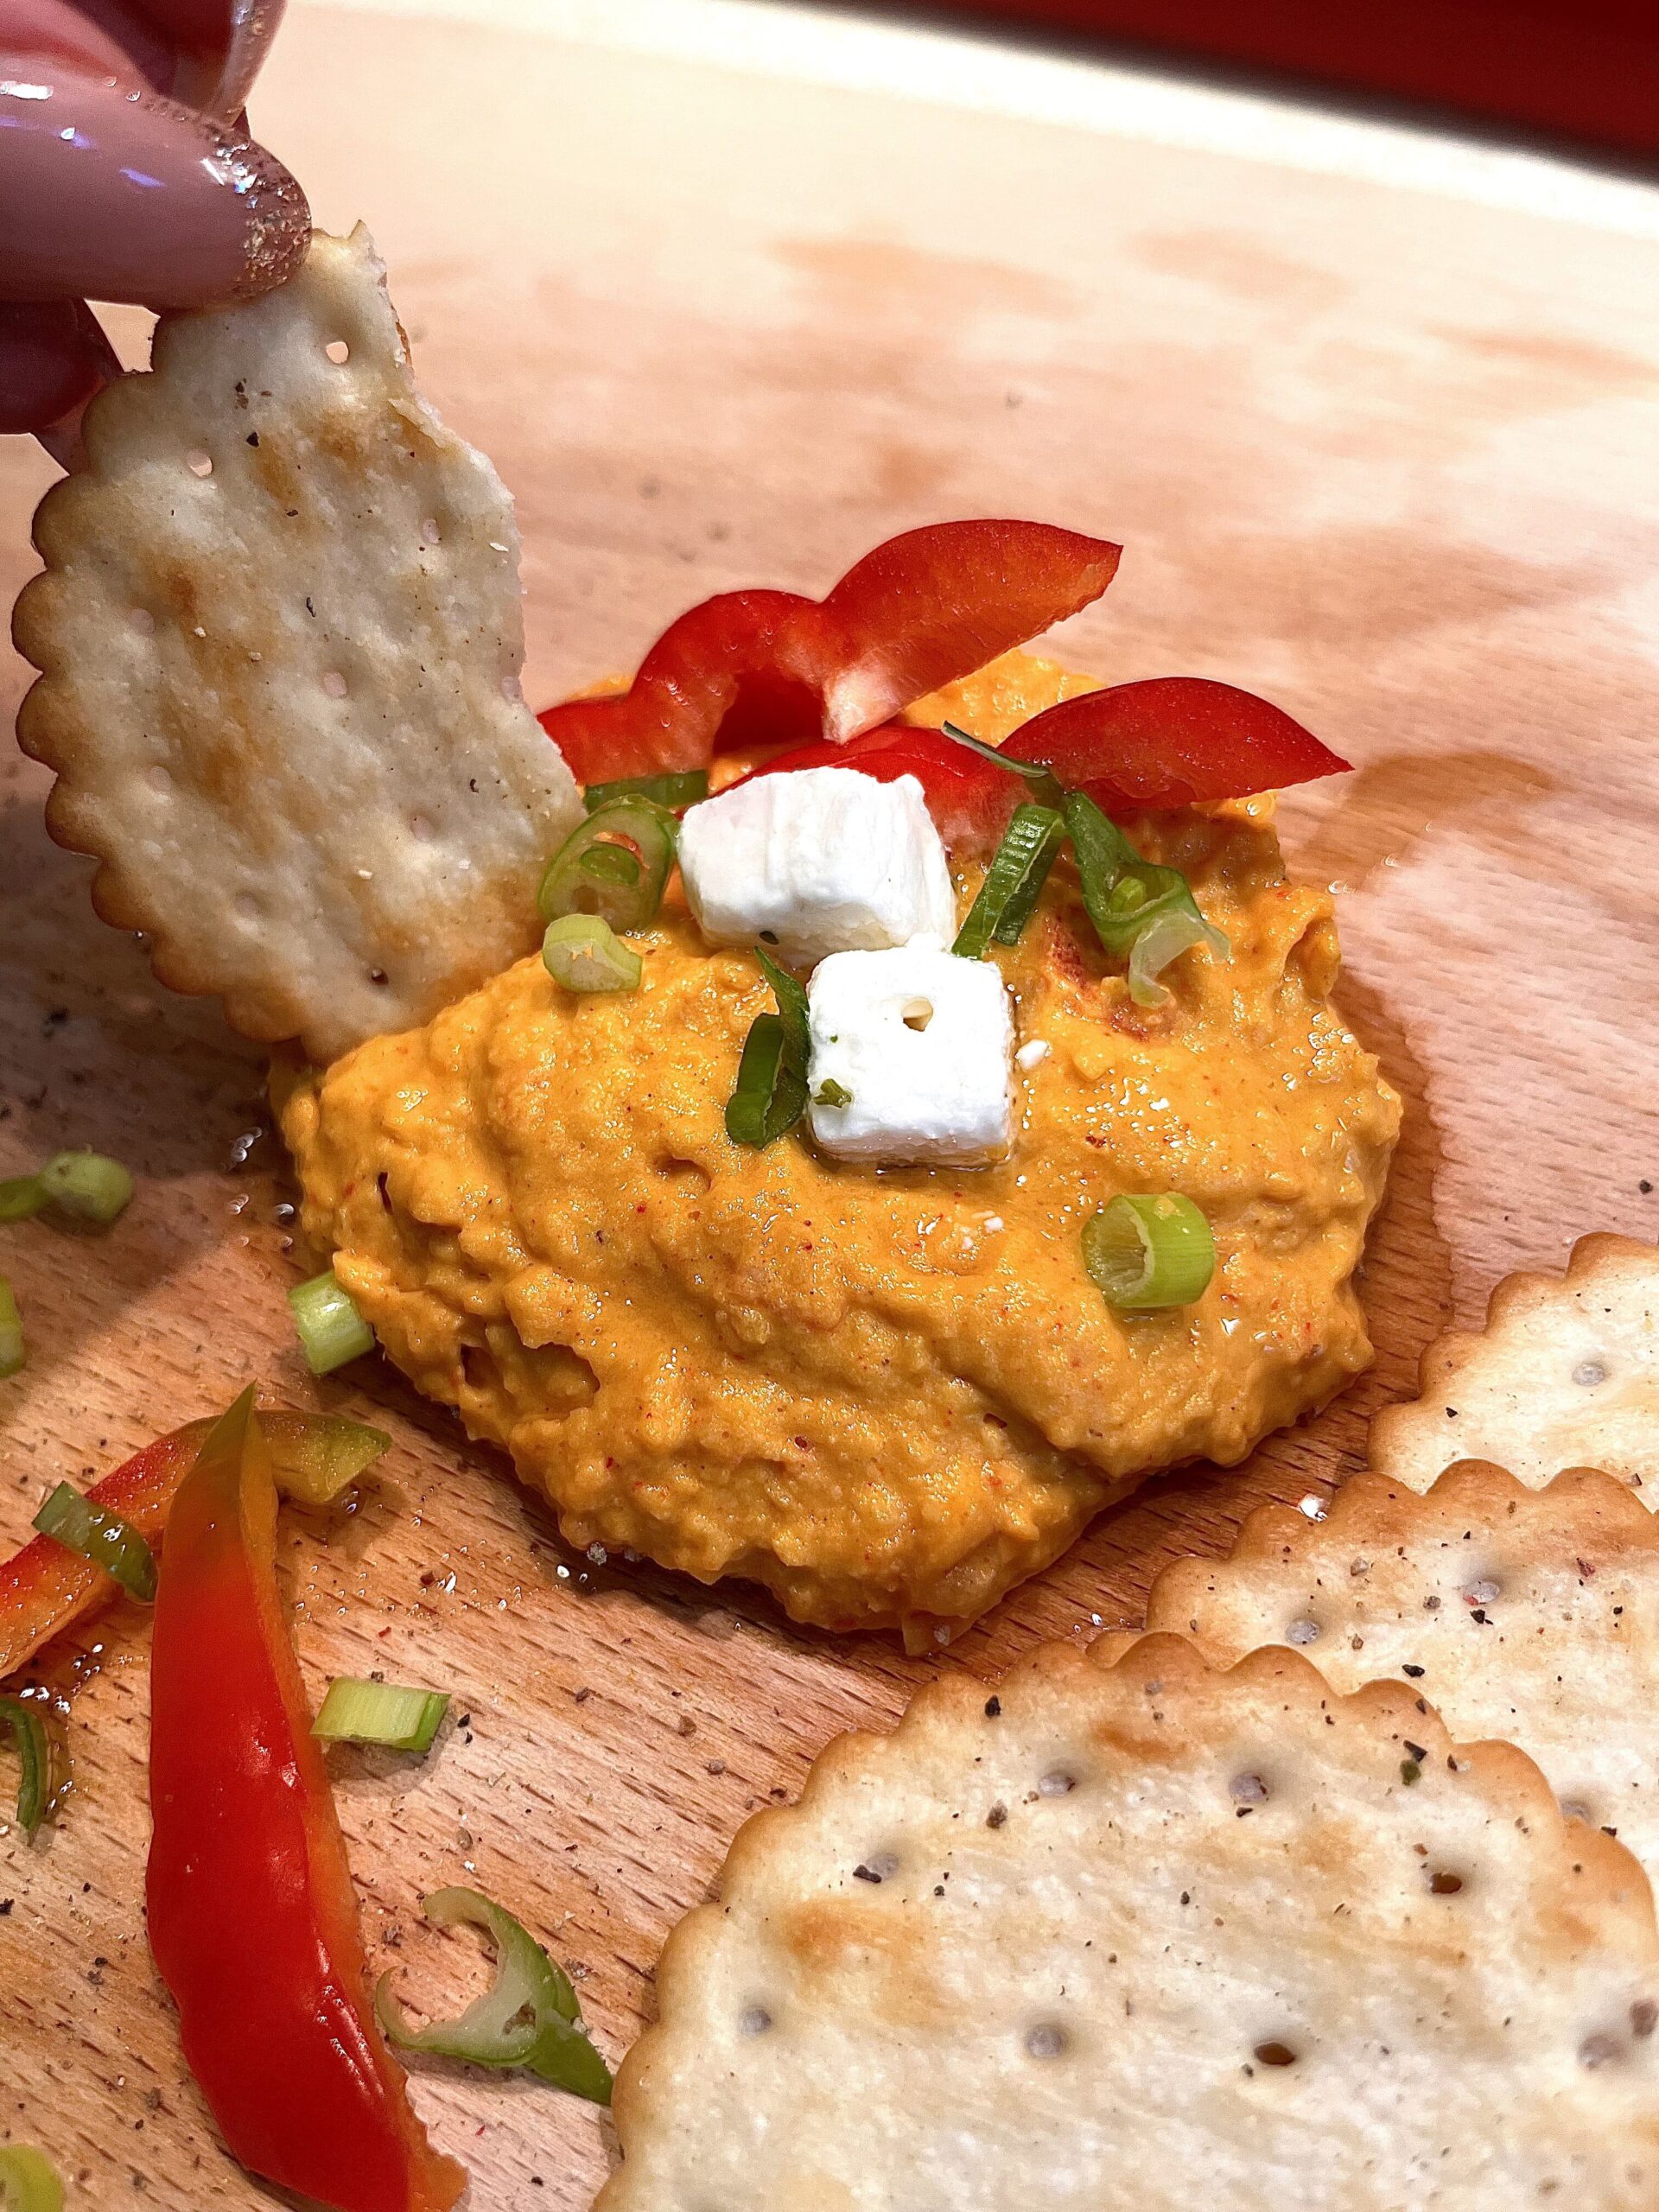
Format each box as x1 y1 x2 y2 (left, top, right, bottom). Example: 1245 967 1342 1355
734 723 1021 857
1001 677 1349 813
146 1393 464 2212
537 520 1121 784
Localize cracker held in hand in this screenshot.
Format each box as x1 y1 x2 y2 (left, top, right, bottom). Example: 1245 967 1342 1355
1371 1234 1659 1498
13 225 579 1065
1141 1460 1659 1875
603 1635 1659 2211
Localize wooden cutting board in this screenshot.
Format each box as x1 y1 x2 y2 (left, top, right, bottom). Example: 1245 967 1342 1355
3 3 1657 2202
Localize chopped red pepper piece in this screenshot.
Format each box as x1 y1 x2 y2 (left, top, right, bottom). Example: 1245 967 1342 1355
734 724 1020 857
147 1394 464 2212
1002 677 1349 813
537 521 1121 784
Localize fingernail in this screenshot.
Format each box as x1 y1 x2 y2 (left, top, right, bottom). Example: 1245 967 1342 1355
0 62 308 309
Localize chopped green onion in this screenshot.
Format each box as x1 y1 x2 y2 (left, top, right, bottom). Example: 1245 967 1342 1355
35 1150 133 1225
288 1269 376 1375
0 1698 51 1838
812 1077 853 1110
0 2145 65 2212
939 721 1064 806
1083 1193 1215 1311
33 1483 156 1603
583 769 709 814
1062 791 1229 1007
725 951 810 1147
376 1885 613 2104
0 1179 46 1224
952 802 1065 960
543 913 643 994
260 1412 391 1506
0 1281 22 1381
313 1677 448 1753
537 797 678 932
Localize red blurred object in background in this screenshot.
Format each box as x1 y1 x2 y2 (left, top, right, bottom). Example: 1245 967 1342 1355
905 0 1659 160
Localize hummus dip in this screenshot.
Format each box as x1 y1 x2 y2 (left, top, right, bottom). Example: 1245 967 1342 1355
278 655 1399 1640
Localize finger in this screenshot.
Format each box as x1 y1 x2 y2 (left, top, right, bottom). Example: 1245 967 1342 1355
0 60 308 309
164 0 288 121
0 300 121 448
5 0 175 89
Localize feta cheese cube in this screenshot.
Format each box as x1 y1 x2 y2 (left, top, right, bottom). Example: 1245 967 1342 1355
678 767 956 966
806 936 1014 1166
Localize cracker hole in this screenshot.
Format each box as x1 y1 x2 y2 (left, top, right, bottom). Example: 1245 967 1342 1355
1230 1772 1270 1806
1025 2022 1067 2060
858 1851 901 1883
324 339 351 365
1427 1869 1465 1895
233 891 259 925
322 671 348 699
1253 2041 1299 2069
1037 1769 1077 1798
186 448 213 477
1463 1577 1501 1606
1285 1617 1321 1646
738 2005 772 2037
409 813 434 842
1560 1798 1592 1825
901 999 934 1033
1580 2032 1623 2069
146 765 172 796
1573 1358 1609 1388
130 607 156 635
421 516 442 545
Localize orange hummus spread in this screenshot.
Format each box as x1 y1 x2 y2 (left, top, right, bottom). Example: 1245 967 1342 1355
277 656 1399 1640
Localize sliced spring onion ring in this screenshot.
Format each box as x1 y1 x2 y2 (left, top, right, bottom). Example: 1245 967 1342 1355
0 2145 65 2212
375 1885 613 2105
0 1696 50 1838
35 1150 133 1226
313 1677 448 1753
1062 791 1229 1007
0 1279 22 1381
812 1077 853 1109
726 952 810 1147
939 720 1064 806
0 1178 47 1224
543 913 644 994
1083 1192 1215 1311
537 797 678 932
952 801 1065 960
33 1482 157 1603
288 1270 377 1376
583 769 709 814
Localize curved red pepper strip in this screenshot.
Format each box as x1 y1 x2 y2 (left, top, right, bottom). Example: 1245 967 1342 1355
147 1394 464 2212
0 1429 198 1681
537 521 1122 784
1002 677 1350 813
734 724 1020 857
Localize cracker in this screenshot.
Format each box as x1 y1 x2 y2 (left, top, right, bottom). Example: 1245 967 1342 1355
1370 1234 1659 1497
13 225 579 1065
1140 1460 1659 1874
603 1633 1659 2210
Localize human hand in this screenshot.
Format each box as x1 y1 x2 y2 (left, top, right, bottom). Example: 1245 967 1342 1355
0 0 309 463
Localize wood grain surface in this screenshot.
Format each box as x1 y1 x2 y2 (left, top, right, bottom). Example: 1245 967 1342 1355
3 3 1657 2203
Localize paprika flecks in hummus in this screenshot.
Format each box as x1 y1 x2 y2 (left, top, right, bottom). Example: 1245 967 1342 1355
277 658 1399 1640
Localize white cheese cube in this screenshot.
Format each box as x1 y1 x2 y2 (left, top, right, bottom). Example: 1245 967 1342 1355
806 937 1014 1166
678 767 956 966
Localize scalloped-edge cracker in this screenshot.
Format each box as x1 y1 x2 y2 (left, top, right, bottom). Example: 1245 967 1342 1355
13 224 580 1066
1370 1234 1659 1498
1138 1460 1659 1874
602 1633 1659 2211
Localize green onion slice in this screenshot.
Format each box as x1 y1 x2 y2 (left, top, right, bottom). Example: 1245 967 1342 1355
953 801 1065 960
0 1178 47 1224
543 913 644 994
583 769 708 814
35 1151 133 1226
812 1077 853 1109
33 1483 157 1603
725 951 810 1147
313 1676 448 1753
939 720 1064 806
288 1269 377 1376
1062 791 1229 1007
537 797 678 933
0 1280 22 1382
0 1697 51 1839
1083 1192 1216 1311
260 1412 391 1507
0 2145 65 2212
375 1885 613 2105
